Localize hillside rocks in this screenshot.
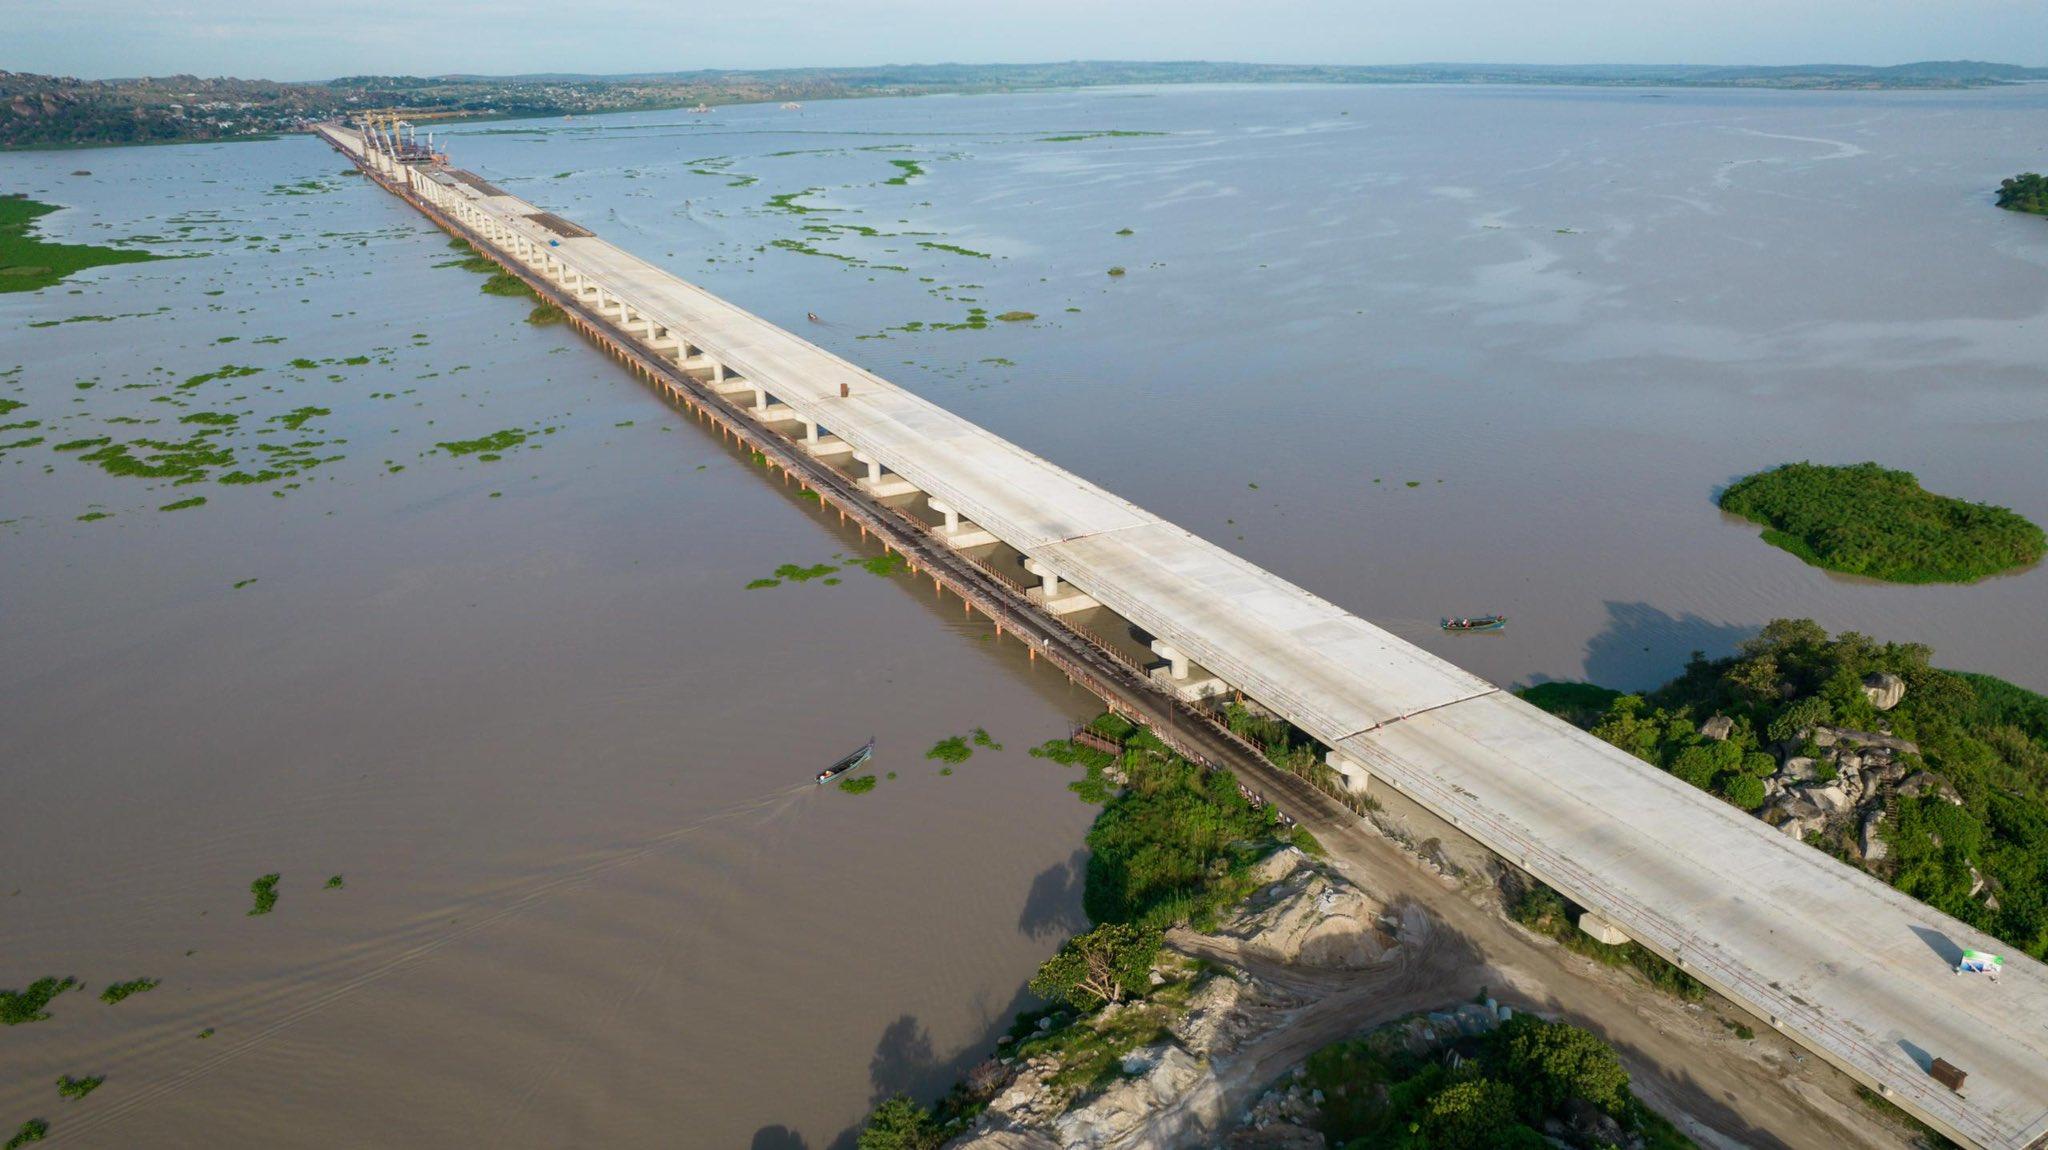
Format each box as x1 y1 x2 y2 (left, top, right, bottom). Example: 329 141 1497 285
1760 715 1959 855
1207 848 1390 969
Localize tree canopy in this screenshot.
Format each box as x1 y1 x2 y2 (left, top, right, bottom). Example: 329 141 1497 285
1719 461 2044 583
1028 922 1162 1010
1998 172 2048 216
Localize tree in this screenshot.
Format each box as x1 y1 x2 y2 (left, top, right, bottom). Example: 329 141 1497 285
1028 923 1162 1009
1493 1015 1632 1117
1422 1078 1525 1150
856 1094 940 1150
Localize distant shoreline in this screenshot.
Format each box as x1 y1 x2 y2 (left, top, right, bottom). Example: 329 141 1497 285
6 59 2046 151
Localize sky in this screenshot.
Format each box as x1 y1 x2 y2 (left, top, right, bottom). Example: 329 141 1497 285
7 0 2048 81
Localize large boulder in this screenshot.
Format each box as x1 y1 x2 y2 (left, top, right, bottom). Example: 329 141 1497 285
1052 1044 1210 1147
1863 672 1907 712
1699 715 1735 742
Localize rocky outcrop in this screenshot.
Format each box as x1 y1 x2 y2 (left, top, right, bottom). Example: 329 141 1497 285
1699 715 1735 741
1208 849 1389 969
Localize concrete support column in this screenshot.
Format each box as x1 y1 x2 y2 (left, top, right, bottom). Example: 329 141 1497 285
856 454 881 482
929 497 960 533
1023 558 1061 595
1579 912 1631 947
752 386 769 412
803 420 820 445
1150 641 1189 680
713 361 727 384
1326 750 1372 795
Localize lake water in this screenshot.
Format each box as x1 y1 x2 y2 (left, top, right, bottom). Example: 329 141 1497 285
4 82 2046 1147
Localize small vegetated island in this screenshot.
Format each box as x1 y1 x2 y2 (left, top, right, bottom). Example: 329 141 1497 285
1718 461 2044 583
1997 172 2048 217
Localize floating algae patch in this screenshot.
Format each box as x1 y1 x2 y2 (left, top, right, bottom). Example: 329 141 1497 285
972 727 1002 750
527 302 565 326
837 775 878 794
247 873 280 916
1 977 78 1025
7 1119 48 1148
765 188 834 215
918 242 991 259
884 158 926 185
857 552 908 577
324 874 344 890
745 578 781 589
271 406 330 431
178 364 262 390
179 411 239 427
927 736 972 764
78 434 234 482
774 562 838 582
994 311 1036 322
98 978 158 1005
0 195 165 294
1039 130 1167 143
437 428 530 458
159 496 207 512
771 237 861 265
56 1075 103 1100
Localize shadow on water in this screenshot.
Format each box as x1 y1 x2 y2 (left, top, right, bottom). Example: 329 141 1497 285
1581 601 1760 691
750 1127 810 1150
1017 847 1090 941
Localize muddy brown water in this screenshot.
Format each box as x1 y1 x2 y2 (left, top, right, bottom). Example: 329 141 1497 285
4 82 2046 1146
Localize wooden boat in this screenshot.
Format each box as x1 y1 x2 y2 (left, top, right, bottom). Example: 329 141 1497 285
1441 614 1507 633
817 738 876 784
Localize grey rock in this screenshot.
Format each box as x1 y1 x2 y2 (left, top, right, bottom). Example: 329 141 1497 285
1863 672 1907 712
1861 810 1889 862
1700 715 1735 741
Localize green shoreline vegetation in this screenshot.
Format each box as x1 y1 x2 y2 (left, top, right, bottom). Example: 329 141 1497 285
1 195 163 293
1997 172 2048 216
1719 461 2044 583
863 718 1686 1147
1522 619 2048 959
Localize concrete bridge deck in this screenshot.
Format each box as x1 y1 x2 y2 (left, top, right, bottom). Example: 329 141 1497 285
321 123 2048 1150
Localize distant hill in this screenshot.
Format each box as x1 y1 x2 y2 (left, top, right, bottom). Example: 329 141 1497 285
6 59 2046 149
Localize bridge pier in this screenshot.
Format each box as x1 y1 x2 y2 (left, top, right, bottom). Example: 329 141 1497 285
853 453 920 498
1579 912 1631 947
1325 750 1373 795
1025 559 1102 616
1149 640 1229 701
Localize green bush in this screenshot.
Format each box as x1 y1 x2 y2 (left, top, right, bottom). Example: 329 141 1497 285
1998 172 2048 216
856 1095 941 1150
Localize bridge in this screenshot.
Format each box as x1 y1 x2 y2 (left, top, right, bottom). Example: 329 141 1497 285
318 121 2048 1150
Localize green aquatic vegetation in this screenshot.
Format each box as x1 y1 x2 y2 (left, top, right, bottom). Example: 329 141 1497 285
0 399 22 416
232 578 257 589
971 727 1002 750
55 1075 103 1101
158 496 206 512
5 1119 48 1148
196 1027 213 1039
526 302 564 326
1039 130 1167 143
437 429 529 457
939 767 954 776
52 436 111 451
75 511 110 522
1115 227 1135 236
178 364 261 390
481 270 537 299
324 875 344 890
98 978 158 1005
770 237 860 264
774 562 838 582
1720 461 2044 583
857 552 908 577
918 241 991 259
765 188 832 215
1106 266 1126 277
1 196 164 294
179 411 238 426
271 406 330 431
927 736 973 764
883 158 925 185
1 977 78 1025
994 311 1036 322
248 872 280 916
838 774 878 794
745 578 781 589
